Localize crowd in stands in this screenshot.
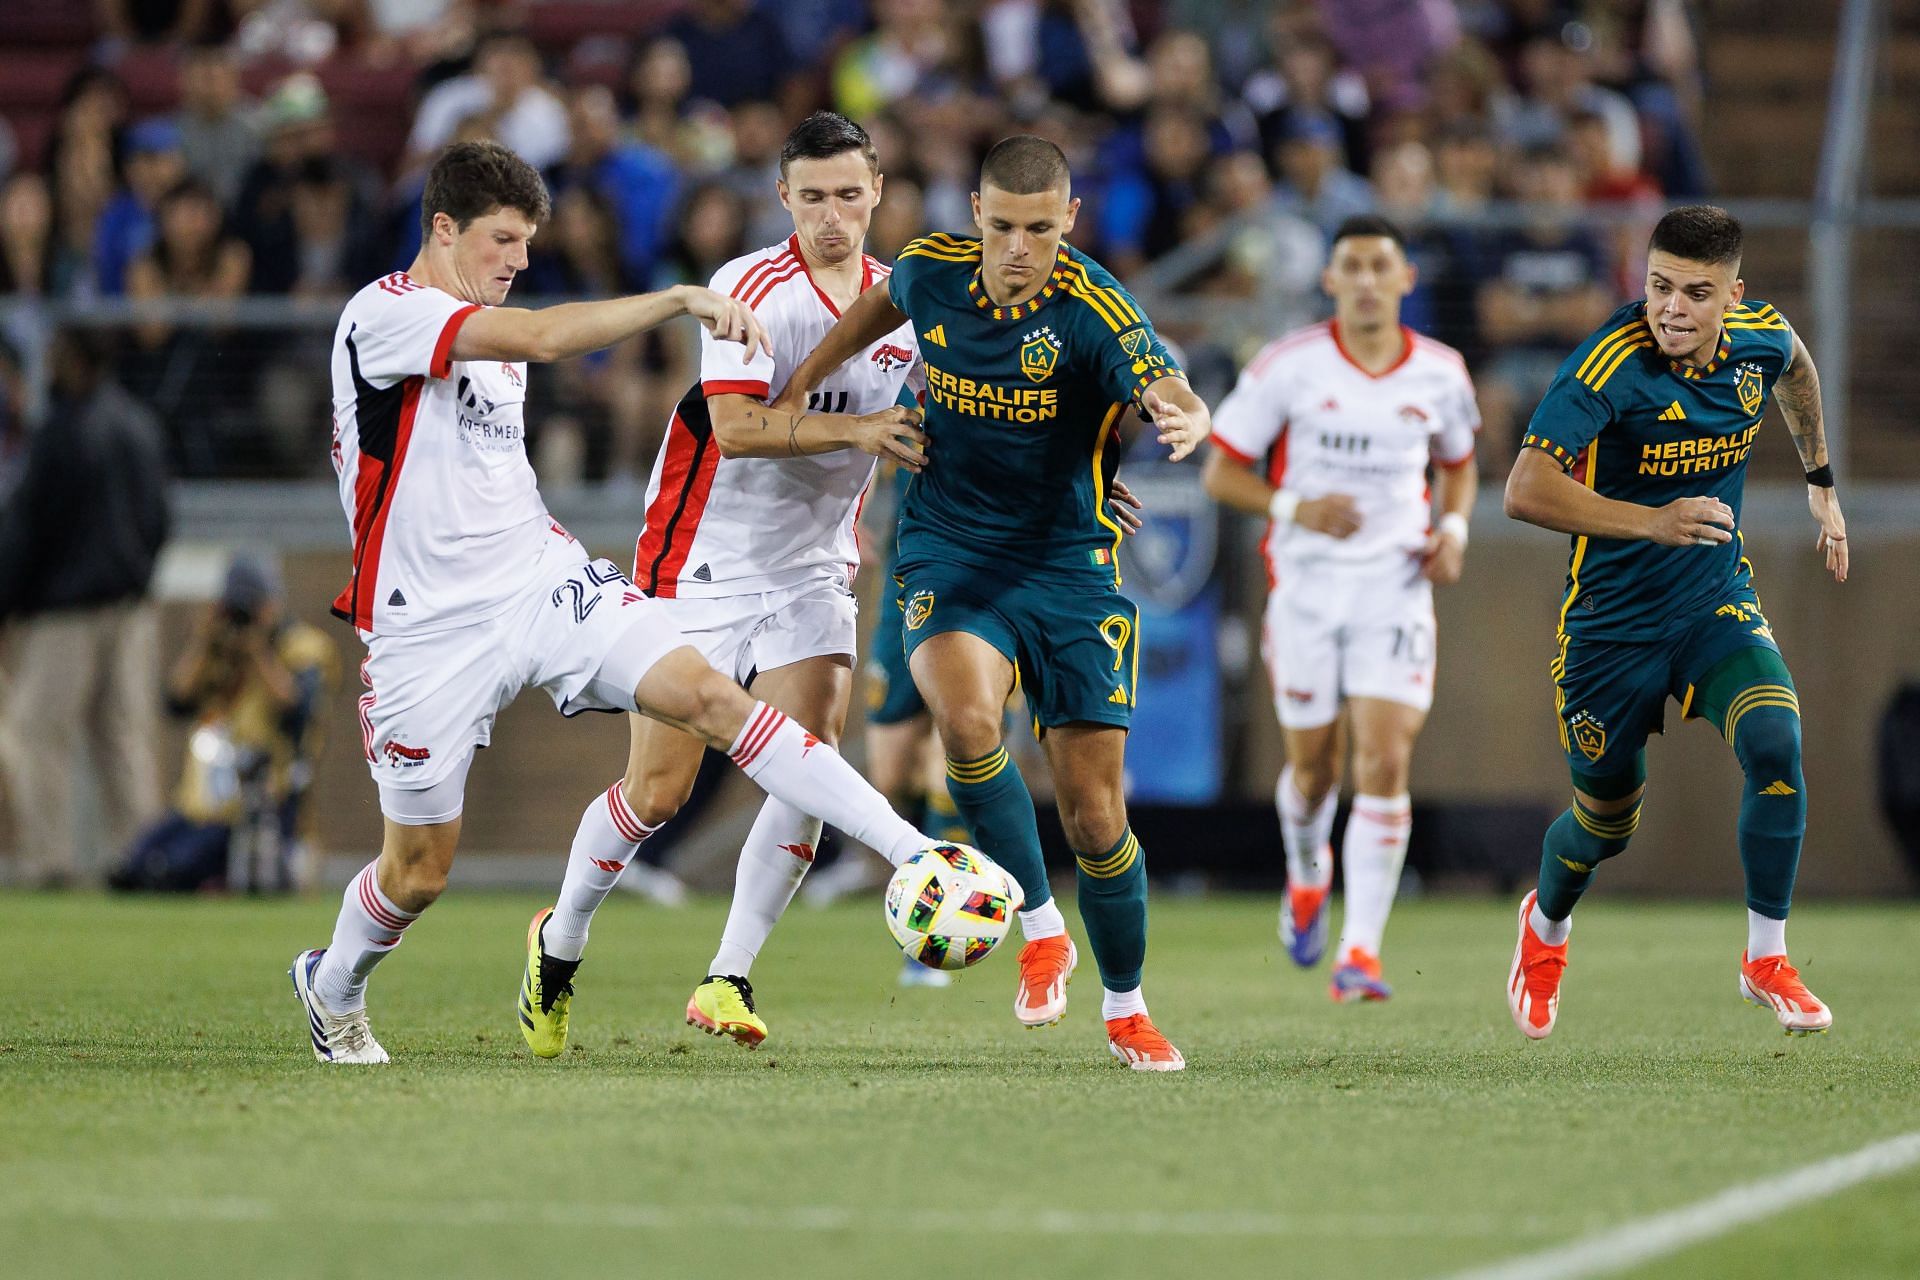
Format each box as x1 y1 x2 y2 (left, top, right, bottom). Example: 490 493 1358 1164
0 0 1708 483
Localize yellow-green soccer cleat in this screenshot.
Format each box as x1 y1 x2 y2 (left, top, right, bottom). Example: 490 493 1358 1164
518 907 580 1059
685 974 767 1048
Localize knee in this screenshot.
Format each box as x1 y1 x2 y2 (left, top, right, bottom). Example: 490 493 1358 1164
1289 757 1338 805
623 769 694 830
1351 743 1412 798
935 705 1005 762
1059 787 1127 855
1733 706 1802 779
382 833 453 911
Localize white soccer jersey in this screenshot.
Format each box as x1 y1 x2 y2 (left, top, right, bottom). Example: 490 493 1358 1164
1212 321 1479 573
634 235 920 598
329 271 550 635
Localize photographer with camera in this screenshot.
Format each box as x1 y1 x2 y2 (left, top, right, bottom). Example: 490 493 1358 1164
109 556 337 893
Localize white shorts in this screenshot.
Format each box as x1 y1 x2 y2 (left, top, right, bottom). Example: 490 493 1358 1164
661 572 858 687
1262 560 1436 730
358 528 689 822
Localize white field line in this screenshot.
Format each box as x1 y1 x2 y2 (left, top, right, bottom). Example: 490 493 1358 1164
0 1193 1544 1241
1439 1129 1920 1280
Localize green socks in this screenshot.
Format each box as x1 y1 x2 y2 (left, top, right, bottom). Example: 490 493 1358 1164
1535 794 1642 921
1074 828 1147 991
945 747 1049 909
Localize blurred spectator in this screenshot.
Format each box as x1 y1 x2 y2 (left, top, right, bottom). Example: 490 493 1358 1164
868 172 927 262
0 332 169 889
360 0 476 65
1433 120 1499 218
628 36 696 157
47 70 129 298
236 75 384 296
1372 140 1480 356
1474 145 1616 449
1508 33 1642 175
773 0 869 67
1569 107 1659 203
549 84 681 290
715 100 800 249
0 173 57 296
529 188 658 488
1101 105 1216 276
175 43 259 210
1243 31 1371 180
1167 0 1274 93
1583 0 1708 196
664 0 802 111
232 0 338 65
832 0 961 121
405 32 570 176
0 338 26 492
1424 37 1520 138
1316 0 1461 117
1271 111 1373 233
94 118 188 297
127 177 251 335
1201 151 1325 347
109 555 337 894
983 0 1150 115
98 0 229 46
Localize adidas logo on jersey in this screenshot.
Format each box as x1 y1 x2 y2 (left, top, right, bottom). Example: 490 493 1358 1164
691 563 712 583
1657 401 1687 421
921 324 947 347
1108 686 1130 705
388 589 407 607
1760 780 1798 796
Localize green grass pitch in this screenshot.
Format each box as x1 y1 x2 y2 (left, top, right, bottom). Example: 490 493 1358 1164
3 891 1918 1279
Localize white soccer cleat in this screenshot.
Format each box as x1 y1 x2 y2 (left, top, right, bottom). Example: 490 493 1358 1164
291 949 390 1064
1014 936 1076 1027
1740 950 1833 1036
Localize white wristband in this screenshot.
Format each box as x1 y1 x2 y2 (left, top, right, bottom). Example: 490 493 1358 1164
1268 489 1301 525
1439 512 1470 548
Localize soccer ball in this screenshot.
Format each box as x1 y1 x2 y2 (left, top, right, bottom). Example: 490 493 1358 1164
883 843 1022 971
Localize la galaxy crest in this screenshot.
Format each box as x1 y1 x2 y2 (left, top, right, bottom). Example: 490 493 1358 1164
1020 325 1061 383
1735 363 1765 417
1568 710 1607 763
904 589 935 631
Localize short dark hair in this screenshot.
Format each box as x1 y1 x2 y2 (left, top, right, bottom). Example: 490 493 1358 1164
1331 215 1407 254
419 140 551 241
980 134 1071 196
1649 204 1744 267
779 110 878 179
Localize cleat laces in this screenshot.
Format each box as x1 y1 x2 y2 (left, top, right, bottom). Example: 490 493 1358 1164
709 974 755 1012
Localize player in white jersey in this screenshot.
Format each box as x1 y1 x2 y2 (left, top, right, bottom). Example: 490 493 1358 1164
291 140 944 1064
1203 216 1479 1002
519 113 937 1055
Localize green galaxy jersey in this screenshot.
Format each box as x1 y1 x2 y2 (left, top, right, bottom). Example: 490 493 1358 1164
885 234 1180 586
1522 298 1795 643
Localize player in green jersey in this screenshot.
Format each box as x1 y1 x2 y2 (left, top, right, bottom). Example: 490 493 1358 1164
1503 205 1849 1039
776 136 1211 1071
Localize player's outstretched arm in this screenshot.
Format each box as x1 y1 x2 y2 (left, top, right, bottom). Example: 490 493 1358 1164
451 285 769 366
1776 329 1848 582
771 280 908 413
709 395 928 468
1141 377 1211 462
1504 446 1735 547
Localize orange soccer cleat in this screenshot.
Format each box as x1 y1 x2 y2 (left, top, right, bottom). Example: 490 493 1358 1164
1328 946 1392 1003
1106 1013 1186 1072
1013 935 1077 1027
1740 951 1833 1036
1508 891 1569 1040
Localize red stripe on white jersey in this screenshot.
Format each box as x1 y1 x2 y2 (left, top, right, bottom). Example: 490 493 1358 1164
332 375 425 630
731 251 798 303
431 305 481 379
633 411 721 597
744 263 808 312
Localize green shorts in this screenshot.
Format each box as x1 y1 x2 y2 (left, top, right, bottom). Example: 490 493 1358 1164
863 571 925 726
1552 583 1784 776
895 558 1140 733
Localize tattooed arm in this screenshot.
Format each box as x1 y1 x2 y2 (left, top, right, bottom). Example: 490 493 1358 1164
1777 328 1848 582
707 394 927 469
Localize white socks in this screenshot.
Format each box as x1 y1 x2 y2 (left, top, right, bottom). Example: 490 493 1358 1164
709 798 819 977
728 702 926 866
1101 985 1147 1020
1336 793 1412 958
1018 897 1067 942
1278 765 1335 888
1530 902 1572 946
1747 909 1787 960
545 781 661 963
314 862 420 1012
